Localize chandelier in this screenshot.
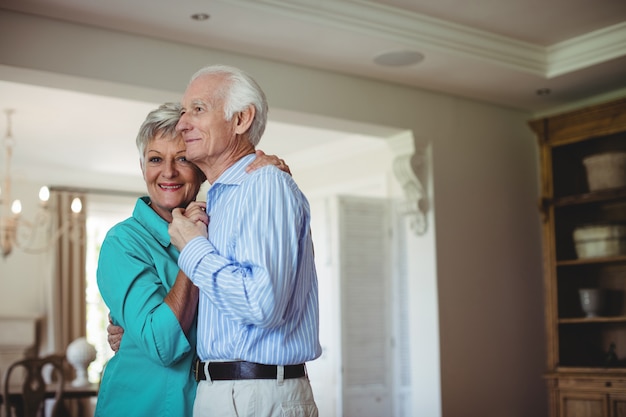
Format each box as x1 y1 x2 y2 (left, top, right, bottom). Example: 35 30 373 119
1 109 84 258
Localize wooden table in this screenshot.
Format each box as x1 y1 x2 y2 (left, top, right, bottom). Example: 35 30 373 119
0 382 98 416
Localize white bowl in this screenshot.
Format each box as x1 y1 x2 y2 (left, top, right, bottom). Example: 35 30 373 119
579 288 606 318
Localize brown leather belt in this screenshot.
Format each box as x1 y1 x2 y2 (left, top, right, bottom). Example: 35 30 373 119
194 359 306 381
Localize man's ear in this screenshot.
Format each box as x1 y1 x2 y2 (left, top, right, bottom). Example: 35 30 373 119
234 105 255 135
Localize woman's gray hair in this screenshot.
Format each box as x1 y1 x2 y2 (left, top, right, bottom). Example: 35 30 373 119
136 102 182 167
189 65 268 147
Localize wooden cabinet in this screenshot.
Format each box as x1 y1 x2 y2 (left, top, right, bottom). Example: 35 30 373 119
529 98 626 417
612 395 626 417
550 375 626 417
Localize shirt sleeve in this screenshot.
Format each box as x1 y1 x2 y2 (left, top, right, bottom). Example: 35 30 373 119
178 170 305 329
97 226 193 367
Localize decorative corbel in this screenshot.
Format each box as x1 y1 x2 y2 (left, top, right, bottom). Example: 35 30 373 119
388 132 428 235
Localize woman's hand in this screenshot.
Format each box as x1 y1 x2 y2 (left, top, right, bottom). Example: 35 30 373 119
107 313 124 353
183 201 208 226
169 207 209 251
246 149 291 176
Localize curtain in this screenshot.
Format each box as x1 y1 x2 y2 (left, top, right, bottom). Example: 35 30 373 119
48 189 87 354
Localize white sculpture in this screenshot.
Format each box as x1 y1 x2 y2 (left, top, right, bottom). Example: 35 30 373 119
66 337 97 387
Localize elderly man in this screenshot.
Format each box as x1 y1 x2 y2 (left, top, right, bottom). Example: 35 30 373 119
168 65 321 417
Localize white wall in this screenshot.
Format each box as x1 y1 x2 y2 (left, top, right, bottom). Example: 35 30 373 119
0 8 550 416
433 105 545 416
0 180 50 315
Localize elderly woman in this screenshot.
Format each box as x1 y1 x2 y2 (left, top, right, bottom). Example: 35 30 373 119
95 102 289 417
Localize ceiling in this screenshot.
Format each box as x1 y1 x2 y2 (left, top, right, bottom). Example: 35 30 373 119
1 0 626 192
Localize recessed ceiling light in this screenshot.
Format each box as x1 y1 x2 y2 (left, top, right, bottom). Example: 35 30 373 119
191 13 210 21
536 88 551 96
373 50 424 67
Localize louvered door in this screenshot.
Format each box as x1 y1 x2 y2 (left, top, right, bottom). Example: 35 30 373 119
338 196 393 417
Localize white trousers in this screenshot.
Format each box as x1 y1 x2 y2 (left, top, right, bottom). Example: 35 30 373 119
193 374 318 417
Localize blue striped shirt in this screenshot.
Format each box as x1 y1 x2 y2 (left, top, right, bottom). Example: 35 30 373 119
178 154 321 365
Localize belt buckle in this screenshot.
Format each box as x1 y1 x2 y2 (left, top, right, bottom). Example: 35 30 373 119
194 358 201 382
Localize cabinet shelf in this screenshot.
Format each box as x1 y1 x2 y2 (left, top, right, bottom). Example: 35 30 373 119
557 255 626 267
553 367 626 375
559 316 626 324
551 188 626 207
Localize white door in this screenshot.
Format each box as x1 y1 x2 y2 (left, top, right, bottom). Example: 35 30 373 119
338 196 393 417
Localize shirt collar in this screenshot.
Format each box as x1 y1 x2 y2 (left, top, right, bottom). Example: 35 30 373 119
134 196 171 248
212 153 256 186
205 154 256 213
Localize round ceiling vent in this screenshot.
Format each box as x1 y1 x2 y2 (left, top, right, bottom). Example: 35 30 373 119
373 50 424 67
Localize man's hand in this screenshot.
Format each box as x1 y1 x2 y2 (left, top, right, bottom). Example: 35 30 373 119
169 204 209 251
107 315 124 353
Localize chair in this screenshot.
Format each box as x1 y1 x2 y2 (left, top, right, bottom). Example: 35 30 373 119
3 354 65 417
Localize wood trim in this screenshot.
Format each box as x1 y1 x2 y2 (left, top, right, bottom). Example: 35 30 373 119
530 98 626 146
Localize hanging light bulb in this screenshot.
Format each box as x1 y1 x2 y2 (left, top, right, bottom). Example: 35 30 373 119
39 186 50 205
1 109 85 258
10 200 21 215
71 197 82 214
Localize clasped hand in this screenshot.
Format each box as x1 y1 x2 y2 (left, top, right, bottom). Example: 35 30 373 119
168 201 209 251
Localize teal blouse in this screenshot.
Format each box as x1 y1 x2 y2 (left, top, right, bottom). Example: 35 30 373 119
95 197 197 417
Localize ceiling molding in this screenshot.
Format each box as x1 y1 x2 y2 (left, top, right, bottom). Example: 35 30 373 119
233 0 546 75
235 0 626 81
547 22 626 77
